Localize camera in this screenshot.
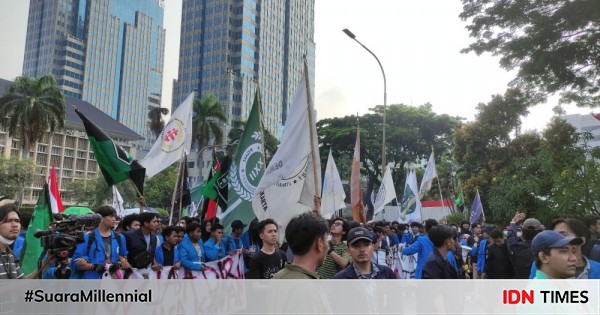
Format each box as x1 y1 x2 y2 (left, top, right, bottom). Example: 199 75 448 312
34 214 101 278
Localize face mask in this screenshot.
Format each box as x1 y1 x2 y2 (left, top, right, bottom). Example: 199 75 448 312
0 234 15 246
516 231 522 239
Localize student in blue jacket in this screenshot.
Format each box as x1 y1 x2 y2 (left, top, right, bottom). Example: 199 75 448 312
402 219 438 279
179 222 207 271
71 206 130 279
155 225 183 268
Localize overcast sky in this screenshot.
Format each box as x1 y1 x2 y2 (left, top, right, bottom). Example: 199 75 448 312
0 0 590 131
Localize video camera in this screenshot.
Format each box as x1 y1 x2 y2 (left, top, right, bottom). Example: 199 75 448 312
34 214 101 278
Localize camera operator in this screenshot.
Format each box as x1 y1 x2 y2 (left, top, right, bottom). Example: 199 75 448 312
71 206 131 279
0 204 24 279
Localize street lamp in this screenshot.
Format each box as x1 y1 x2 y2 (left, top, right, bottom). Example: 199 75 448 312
343 28 388 173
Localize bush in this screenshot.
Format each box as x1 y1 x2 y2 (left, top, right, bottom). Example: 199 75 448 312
442 212 467 226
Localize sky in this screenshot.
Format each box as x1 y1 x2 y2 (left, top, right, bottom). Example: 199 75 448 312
0 0 590 132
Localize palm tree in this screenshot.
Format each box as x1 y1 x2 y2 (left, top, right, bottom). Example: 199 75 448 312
192 93 227 170
0 76 65 160
148 106 169 139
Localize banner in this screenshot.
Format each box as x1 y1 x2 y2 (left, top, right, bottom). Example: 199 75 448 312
419 152 437 197
320 149 346 219
373 165 396 215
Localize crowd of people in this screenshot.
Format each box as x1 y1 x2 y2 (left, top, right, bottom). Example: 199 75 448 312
1 202 600 280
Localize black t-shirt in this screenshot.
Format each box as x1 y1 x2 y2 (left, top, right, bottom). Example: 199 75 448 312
246 249 287 279
161 244 175 266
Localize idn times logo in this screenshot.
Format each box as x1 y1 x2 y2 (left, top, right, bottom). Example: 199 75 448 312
502 290 589 304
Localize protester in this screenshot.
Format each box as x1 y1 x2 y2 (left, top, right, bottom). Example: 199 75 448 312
482 229 513 279
246 219 287 279
333 227 396 279
224 220 246 253
71 206 130 279
529 218 600 279
11 211 30 261
124 212 161 270
273 213 329 279
506 212 542 278
317 218 351 279
402 219 438 279
120 214 141 232
402 222 422 244
241 218 260 269
530 230 583 279
0 204 23 279
155 225 184 269
422 225 459 279
372 226 391 266
200 220 213 243
204 223 229 262
179 222 207 271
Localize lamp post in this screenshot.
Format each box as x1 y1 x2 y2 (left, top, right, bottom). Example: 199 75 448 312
343 28 387 173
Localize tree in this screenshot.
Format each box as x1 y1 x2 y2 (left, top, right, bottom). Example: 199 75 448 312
0 157 35 202
460 0 600 107
144 164 178 211
148 106 169 139
192 93 227 170
63 176 137 208
317 103 462 196
0 76 66 160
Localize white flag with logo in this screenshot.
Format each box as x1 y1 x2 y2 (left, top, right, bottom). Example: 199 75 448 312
419 152 438 197
321 149 346 219
252 72 321 241
142 92 194 178
400 170 422 223
112 186 125 218
373 166 397 215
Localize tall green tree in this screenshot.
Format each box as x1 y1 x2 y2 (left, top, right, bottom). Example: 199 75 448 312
148 106 169 139
0 157 35 202
0 76 66 159
63 176 137 208
192 93 227 169
460 0 600 107
144 164 178 210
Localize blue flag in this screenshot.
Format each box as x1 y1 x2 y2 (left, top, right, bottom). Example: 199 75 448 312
469 190 484 225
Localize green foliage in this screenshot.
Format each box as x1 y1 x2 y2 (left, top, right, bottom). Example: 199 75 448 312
317 103 463 196
192 93 227 149
442 212 467 226
63 176 137 208
0 157 36 201
227 120 279 164
0 75 66 159
460 0 600 107
144 164 178 210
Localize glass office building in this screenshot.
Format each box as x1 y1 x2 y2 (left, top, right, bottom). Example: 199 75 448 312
172 0 315 137
23 0 165 153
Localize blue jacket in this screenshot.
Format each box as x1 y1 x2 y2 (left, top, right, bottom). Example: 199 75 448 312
12 235 25 261
71 229 128 279
204 238 227 262
477 239 487 273
179 235 206 271
224 234 244 253
422 249 459 279
155 244 181 266
389 234 400 246
401 232 422 245
402 235 434 279
529 257 600 279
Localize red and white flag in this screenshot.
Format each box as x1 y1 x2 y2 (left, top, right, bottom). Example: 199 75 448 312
48 165 64 213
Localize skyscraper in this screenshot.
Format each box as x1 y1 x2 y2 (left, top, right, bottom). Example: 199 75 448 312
172 0 315 138
22 0 165 153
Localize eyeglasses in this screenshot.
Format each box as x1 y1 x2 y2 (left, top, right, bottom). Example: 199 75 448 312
331 222 343 227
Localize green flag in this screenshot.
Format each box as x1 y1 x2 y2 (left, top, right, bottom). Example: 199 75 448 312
21 184 53 275
75 109 145 194
222 90 265 231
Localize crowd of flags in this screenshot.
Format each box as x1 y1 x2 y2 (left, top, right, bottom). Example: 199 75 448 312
19 64 491 275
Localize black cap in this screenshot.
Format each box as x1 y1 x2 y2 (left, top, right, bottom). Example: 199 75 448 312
231 220 246 230
347 227 374 245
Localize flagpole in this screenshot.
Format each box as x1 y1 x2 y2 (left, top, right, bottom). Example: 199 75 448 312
178 152 186 223
127 177 145 214
303 57 321 215
169 151 185 225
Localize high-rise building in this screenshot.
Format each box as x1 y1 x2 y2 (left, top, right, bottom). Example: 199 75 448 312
22 0 165 154
562 113 600 148
172 0 315 138
173 0 315 184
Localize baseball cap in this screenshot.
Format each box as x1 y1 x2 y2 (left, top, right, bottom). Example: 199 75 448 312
231 220 246 230
522 218 542 230
531 230 584 253
347 227 374 245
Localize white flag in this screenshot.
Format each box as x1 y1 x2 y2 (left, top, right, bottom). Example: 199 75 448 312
112 186 125 218
142 92 194 178
400 170 422 223
373 166 397 215
252 72 321 242
320 149 346 219
419 152 438 197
